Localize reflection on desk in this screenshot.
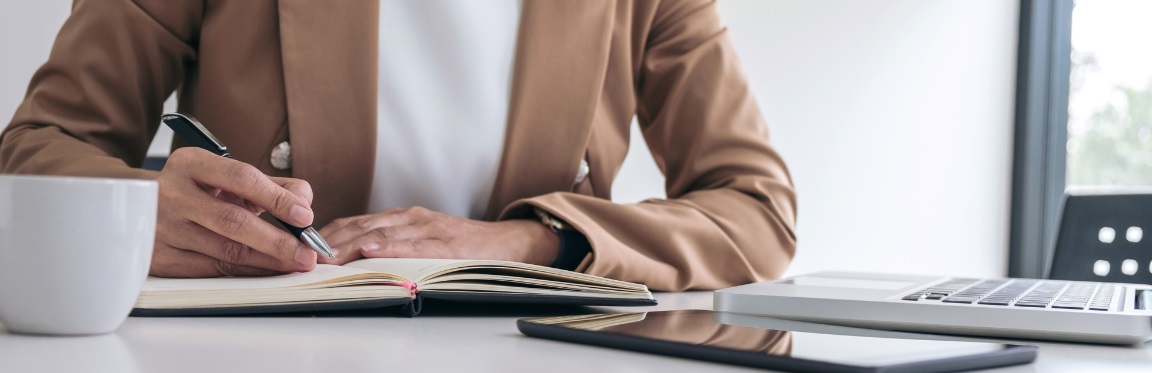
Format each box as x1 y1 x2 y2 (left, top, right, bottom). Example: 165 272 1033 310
1 292 1150 372
529 311 792 356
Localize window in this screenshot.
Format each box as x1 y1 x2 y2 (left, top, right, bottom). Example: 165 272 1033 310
1066 0 1152 187
1011 0 1152 278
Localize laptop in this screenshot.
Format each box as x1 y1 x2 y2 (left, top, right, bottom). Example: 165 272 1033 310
714 271 1152 344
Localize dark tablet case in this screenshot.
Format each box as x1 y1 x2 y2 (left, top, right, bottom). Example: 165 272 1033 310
517 319 1038 373
130 291 659 317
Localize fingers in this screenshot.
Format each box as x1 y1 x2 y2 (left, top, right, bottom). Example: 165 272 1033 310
228 177 309 216
320 207 425 248
355 238 431 259
166 220 299 272
270 176 313 205
168 148 314 227
319 207 407 236
180 188 316 272
334 222 452 259
154 148 320 278
214 189 263 214
348 225 427 251
320 219 428 263
323 223 426 263
150 244 284 278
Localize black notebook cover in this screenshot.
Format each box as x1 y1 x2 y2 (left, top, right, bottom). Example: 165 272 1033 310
130 291 658 317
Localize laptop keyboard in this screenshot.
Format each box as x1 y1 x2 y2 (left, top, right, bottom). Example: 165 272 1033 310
901 278 1117 311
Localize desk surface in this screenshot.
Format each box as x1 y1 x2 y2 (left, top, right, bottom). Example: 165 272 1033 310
1 292 1150 372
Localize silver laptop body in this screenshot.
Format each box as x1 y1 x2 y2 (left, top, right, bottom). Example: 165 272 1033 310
714 271 1152 344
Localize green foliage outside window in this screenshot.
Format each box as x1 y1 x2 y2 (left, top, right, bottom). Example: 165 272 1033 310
1067 55 1152 186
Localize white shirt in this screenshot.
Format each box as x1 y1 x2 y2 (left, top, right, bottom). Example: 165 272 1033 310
370 0 521 219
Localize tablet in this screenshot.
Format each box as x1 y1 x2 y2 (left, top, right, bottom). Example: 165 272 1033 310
517 310 1037 373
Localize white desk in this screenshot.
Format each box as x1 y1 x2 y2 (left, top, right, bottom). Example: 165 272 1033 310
1 292 1149 372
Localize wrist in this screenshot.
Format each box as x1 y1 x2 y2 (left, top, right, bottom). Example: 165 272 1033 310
511 219 561 266
530 208 591 271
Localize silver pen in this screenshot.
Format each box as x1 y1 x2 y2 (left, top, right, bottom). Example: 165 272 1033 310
161 113 336 259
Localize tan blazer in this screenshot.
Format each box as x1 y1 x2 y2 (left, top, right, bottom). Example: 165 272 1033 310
0 0 796 291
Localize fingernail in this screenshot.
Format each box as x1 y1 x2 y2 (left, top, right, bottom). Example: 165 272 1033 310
289 205 313 226
362 243 380 252
295 247 314 265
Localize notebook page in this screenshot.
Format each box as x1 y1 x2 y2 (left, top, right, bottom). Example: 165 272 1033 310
142 264 385 291
343 258 464 282
343 258 650 297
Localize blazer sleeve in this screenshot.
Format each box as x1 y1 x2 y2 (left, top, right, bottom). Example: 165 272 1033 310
0 0 202 179
499 0 797 291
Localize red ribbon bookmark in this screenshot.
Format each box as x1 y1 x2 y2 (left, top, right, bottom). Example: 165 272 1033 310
397 281 418 296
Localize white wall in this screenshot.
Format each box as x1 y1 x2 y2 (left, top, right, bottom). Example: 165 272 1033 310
1 1 1018 278
0 1 70 132
0 0 175 156
616 0 1020 278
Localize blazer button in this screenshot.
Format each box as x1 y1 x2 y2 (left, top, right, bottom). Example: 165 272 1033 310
574 159 589 184
270 141 292 170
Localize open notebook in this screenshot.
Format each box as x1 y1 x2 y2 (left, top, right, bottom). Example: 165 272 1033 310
131 258 656 316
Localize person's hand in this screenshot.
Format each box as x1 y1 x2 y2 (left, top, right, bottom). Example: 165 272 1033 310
316 207 560 266
150 147 318 277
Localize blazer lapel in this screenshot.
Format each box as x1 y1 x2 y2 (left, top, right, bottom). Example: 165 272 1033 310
278 0 378 225
484 0 616 220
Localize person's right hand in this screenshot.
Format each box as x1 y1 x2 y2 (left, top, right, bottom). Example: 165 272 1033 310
150 147 318 277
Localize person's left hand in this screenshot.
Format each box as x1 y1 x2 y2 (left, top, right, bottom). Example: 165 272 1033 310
316 206 560 266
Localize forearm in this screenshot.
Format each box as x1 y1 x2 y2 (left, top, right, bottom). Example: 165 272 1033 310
0 125 158 180
0 0 201 179
500 179 796 291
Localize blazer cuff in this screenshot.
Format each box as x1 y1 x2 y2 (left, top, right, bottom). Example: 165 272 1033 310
550 229 591 271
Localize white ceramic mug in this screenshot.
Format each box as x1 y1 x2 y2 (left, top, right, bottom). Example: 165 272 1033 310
0 175 156 335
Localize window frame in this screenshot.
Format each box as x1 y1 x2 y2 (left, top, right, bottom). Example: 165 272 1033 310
1009 0 1074 279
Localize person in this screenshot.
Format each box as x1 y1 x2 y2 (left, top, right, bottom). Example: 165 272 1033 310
0 0 795 291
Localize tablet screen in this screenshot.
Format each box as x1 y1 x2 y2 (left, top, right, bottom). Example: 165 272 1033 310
521 310 1024 368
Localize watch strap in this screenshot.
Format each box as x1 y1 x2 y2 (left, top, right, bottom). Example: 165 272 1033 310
552 229 591 271
532 208 589 270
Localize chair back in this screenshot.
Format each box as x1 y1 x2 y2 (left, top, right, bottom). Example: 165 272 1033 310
141 156 167 171
1049 190 1152 285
